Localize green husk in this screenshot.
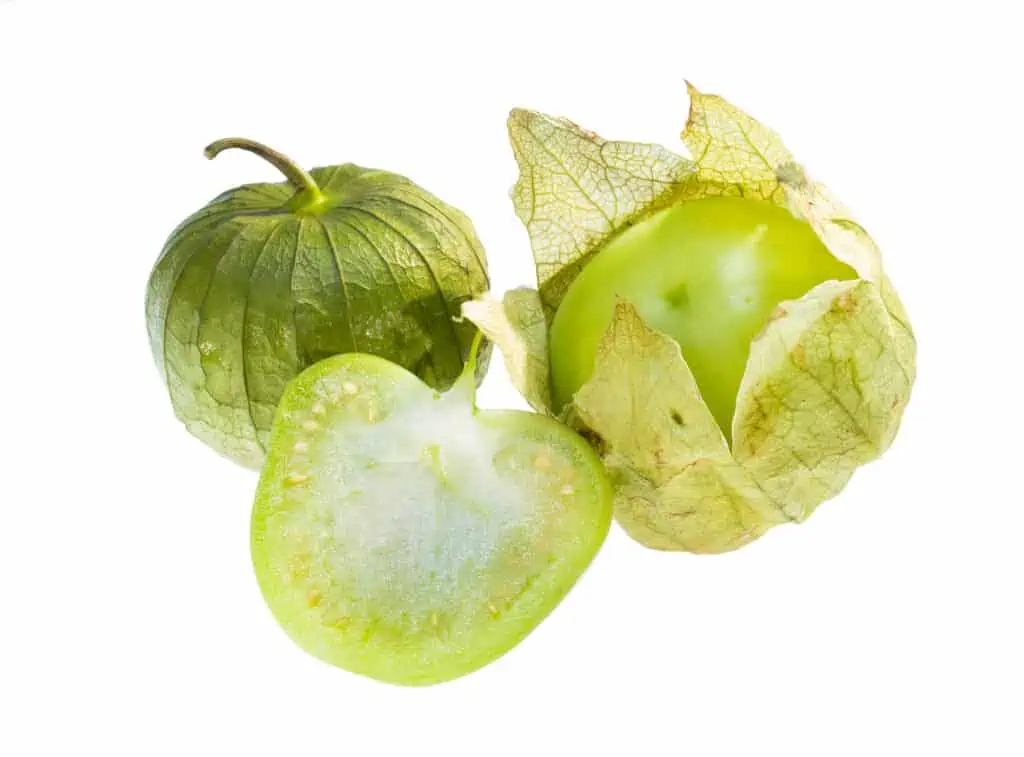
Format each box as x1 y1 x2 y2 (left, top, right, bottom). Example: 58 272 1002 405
147 141 490 468
464 84 915 553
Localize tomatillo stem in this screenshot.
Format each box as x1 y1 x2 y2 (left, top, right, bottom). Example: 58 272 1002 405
204 138 326 211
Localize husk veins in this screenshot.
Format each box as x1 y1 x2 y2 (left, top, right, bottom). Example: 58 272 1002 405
147 149 490 469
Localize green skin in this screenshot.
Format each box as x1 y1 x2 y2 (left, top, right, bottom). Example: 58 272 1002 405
252 340 612 686
549 197 857 440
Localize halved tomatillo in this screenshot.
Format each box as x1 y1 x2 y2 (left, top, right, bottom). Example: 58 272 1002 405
251 337 612 686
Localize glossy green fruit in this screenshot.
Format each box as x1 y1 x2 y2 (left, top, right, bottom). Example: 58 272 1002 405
146 139 489 469
251 341 612 686
549 197 857 438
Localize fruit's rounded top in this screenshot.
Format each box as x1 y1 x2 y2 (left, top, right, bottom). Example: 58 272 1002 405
197 137 446 219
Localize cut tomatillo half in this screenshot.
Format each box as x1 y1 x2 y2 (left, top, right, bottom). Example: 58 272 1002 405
464 83 916 554
251 336 612 686
549 197 858 439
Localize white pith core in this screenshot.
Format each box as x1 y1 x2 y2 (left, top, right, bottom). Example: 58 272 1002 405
274 381 575 635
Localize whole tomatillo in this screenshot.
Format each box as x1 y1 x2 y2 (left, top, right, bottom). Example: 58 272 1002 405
146 139 489 469
465 85 916 554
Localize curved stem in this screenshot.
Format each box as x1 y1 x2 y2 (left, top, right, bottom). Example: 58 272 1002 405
204 138 324 206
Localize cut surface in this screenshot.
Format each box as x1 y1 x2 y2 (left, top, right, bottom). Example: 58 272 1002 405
549 197 857 439
251 354 611 686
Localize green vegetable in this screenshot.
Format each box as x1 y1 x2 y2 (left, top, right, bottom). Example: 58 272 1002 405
251 337 611 686
465 84 916 553
146 139 489 469
549 197 857 438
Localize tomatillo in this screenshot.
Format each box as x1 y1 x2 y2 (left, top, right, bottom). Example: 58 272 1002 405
252 338 611 685
549 197 857 439
465 87 915 553
145 139 489 469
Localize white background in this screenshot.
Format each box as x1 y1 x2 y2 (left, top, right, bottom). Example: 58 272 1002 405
1 1 1021 755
